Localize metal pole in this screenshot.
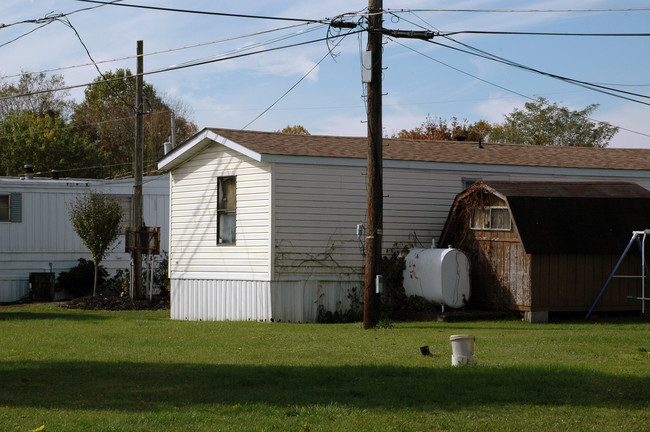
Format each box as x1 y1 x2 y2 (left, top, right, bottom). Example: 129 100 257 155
363 0 383 329
585 232 637 320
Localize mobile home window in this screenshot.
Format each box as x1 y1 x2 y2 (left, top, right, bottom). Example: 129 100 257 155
217 176 236 244
0 195 9 222
471 206 511 231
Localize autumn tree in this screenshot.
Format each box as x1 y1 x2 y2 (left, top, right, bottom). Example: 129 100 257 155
68 191 123 296
392 116 491 141
277 125 310 135
488 97 618 147
72 69 197 177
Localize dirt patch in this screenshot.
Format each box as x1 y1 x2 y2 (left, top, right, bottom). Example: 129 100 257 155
63 295 170 311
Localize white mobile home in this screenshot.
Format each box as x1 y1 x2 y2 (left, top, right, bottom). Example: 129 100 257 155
0 174 169 303
158 128 650 322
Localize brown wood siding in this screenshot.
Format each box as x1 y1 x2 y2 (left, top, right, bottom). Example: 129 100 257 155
530 253 642 311
470 232 532 310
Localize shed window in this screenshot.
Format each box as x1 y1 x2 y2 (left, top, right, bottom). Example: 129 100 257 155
217 176 236 244
471 206 511 231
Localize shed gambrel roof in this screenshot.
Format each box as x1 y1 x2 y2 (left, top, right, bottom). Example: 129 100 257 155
442 180 650 255
159 127 650 172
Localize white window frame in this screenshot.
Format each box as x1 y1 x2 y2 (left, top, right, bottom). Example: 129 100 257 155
470 206 512 231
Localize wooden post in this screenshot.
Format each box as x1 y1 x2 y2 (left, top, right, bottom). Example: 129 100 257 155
133 40 144 298
363 0 383 329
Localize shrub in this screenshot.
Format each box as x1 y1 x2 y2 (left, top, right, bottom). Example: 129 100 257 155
56 258 106 298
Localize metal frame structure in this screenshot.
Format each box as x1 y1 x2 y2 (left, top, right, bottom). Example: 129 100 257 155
585 230 650 320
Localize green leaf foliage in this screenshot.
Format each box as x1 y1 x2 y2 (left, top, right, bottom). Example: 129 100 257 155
489 97 618 147
68 192 123 295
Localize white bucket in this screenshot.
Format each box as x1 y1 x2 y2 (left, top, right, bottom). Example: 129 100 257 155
450 334 475 366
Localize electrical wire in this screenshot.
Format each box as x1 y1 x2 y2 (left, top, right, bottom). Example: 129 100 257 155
0 0 123 29
441 30 650 37
388 38 650 140
0 30 361 103
0 21 316 81
386 11 650 106
385 8 650 13
241 27 356 130
429 37 650 105
74 0 326 23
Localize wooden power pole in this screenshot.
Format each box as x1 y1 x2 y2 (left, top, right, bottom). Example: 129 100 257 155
363 0 383 329
133 40 144 298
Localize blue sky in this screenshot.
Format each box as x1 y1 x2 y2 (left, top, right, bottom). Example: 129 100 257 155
2 1 650 148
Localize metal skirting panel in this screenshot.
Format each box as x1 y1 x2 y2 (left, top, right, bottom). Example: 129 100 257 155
170 279 272 321
0 279 29 303
169 278 362 323
270 279 360 323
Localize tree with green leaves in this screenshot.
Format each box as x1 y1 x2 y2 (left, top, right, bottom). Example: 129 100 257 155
0 109 107 177
392 116 491 141
68 191 123 296
488 97 618 147
72 69 197 177
0 72 107 176
0 72 73 121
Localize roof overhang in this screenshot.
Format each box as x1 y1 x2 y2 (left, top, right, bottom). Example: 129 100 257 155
158 129 265 171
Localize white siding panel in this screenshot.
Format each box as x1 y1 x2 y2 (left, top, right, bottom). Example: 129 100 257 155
170 278 271 321
273 163 366 278
0 175 169 301
169 145 272 280
0 279 29 303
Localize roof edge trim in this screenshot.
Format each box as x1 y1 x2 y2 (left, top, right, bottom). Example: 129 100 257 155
158 129 264 171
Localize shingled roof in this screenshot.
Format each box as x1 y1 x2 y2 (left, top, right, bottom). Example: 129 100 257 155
443 180 650 255
158 128 650 172
203 128 650 171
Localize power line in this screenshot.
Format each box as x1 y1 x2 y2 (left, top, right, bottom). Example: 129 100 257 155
441 30 650 37
385 11 650 106
0 21 315 81
0 0 123 29
242 27 355 130
386 8 650 13
429 37 650 105
0 31 362 103
389 39 650 140
74 0 326 23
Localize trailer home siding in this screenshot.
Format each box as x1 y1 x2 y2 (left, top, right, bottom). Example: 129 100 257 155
0 175 169 303
159 128 650 322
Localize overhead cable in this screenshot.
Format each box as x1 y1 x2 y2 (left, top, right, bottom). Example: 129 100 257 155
0 30 363 102
0 21 315 81
74 0 327 23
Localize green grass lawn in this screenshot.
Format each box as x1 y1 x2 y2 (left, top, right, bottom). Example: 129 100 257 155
1 304 648 431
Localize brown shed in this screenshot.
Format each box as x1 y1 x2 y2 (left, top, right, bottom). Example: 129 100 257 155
439 181 650 321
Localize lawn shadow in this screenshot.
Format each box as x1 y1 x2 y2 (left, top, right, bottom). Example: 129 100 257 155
1 360 647 412
0 312 109 321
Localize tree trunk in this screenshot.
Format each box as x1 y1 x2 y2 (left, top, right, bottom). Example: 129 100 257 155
93 261 98 297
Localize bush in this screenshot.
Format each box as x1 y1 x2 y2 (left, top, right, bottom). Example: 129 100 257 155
57 258 106 298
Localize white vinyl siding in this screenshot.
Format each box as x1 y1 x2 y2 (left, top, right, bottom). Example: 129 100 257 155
272 163 367 278
0 176 169 302
169 144 271 279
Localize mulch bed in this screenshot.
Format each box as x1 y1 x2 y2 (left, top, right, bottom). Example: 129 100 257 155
63 295 170 311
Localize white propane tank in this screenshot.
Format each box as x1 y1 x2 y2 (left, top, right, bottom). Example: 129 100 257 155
403 247 470 308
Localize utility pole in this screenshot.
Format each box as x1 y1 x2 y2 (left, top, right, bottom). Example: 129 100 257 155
133 40 144 298
363 0 383 329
